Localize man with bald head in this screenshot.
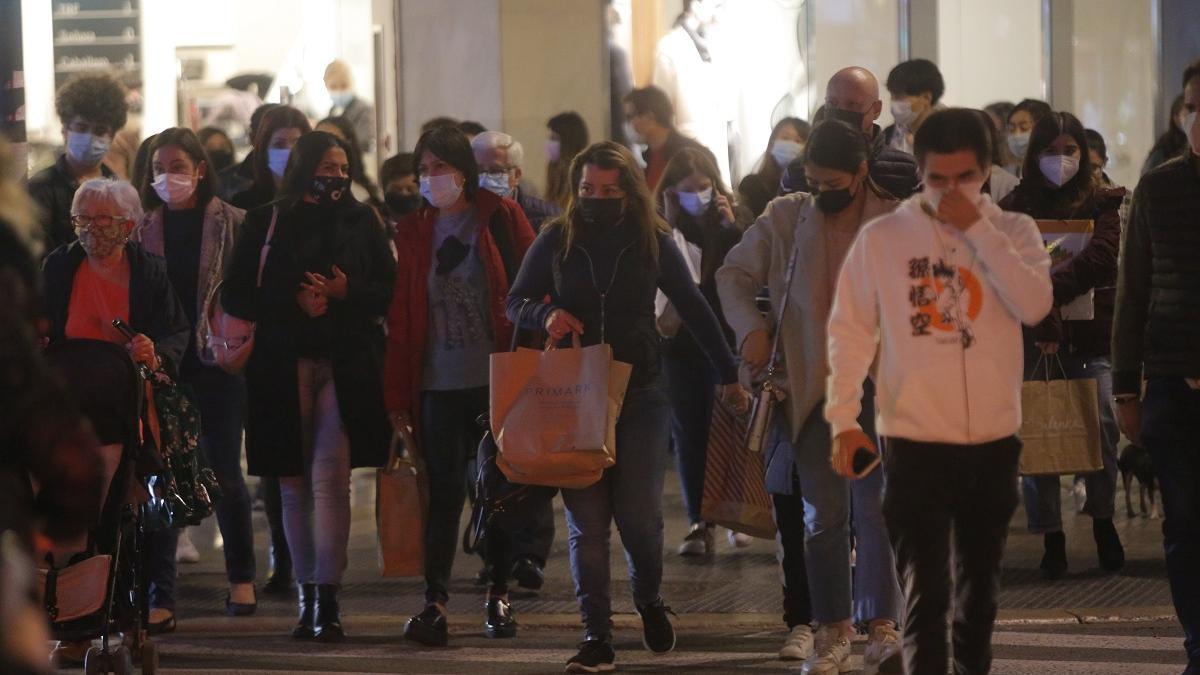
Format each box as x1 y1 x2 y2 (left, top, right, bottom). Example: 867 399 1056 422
781 67 920 199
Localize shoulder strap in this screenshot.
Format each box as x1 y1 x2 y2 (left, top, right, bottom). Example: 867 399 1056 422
255 208 280 288
764 199 810 378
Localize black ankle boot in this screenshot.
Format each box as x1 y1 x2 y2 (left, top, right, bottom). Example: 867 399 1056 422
1093 517 1126 572
485 596 517 639
1040 531 1068 580
264 542 293 596
291 583 316 639
314 584 345 642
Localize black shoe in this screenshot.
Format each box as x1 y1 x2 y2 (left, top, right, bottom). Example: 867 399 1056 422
564 638 615 673
511 556 546 591
264 541 293 597
314 584 345 642
1093 517 1126 572
225 588 258 617
403 604 448 647
147 610 176 636
635 598 677 654
484 596 517 639
291 583 317 639
1040 531 1068 580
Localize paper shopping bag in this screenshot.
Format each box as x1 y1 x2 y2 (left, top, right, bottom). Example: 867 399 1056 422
1019 369 1103 476
700 400 776 539
376 420 427 577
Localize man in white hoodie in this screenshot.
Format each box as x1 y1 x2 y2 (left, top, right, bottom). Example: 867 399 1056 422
824 108 1052 674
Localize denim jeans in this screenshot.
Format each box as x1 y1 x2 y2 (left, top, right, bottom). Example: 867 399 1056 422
792 390 902 625
1140 377 1200 669
662 336 716 525
772 478 814 629
182 364 256 583
562 386 671 639
280 359 352 586
419 387 512 603
883 435 1022 675
1022 356 1119 532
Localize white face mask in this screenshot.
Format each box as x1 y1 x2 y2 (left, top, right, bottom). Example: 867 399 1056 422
677 188 713 217
923 180 986 212
770 139 804 168
329 90 353 108
152 172 198 205
267 148 291 178
1184 111 1199 155
420 172 463 209
1039 154 1080 187
66 131 110 166
479 171 513 198
1007 132 1031 160
890 99 918 127
546 139 562 162
624 121 644 145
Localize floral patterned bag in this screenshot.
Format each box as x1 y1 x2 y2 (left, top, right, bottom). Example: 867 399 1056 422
143 370 222 530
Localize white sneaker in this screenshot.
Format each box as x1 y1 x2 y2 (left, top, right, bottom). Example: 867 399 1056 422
801 625 853 675
779 624 815 661
863 623 903 674
726 529 752 548
176 529 200 564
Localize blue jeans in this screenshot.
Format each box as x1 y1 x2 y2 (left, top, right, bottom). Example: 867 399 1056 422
792 391 902 625
1022 356 1119 532
1140 377 1200 669
662 337 716 525
562 386 671 639
183 365 256 583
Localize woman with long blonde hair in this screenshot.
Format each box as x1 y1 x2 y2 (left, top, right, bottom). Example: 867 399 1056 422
506 141 749 672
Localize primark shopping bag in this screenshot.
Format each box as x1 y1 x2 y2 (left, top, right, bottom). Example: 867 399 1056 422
1019 355 1104 476
490 337 632 489
376 418 427 577
700 400 776 539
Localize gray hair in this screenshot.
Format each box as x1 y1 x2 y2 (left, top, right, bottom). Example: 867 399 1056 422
471 130 525 168
72 178 144 222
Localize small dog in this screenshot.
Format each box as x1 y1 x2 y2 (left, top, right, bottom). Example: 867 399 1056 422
1118 444 1159 519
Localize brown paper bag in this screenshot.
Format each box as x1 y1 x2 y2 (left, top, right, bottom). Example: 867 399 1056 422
700 401 776 539
376 420 427 577
1019 359 1103 475
491 340 631 489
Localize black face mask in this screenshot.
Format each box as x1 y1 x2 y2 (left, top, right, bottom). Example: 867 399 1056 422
815 185 855 214
385 191 422 216
310 176 350 205
578 197 623 228
826 107 867 132
208 149 235 172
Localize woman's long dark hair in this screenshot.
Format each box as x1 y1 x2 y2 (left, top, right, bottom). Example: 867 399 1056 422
139 127 216 210
545 111 590 209
1147 94 1188 165
753 117 809 192
1019 111 1097 214
249 106 312 197
655 146 732 222
412 125 479 204
316 116 382 202
276 131 357 210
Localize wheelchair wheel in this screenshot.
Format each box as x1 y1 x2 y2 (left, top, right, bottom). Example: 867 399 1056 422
110 645 134 675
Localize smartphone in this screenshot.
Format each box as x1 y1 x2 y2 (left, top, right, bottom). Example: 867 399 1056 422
852 446 880 478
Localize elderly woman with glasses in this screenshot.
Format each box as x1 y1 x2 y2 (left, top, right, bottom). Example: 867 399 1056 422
41 177 190 634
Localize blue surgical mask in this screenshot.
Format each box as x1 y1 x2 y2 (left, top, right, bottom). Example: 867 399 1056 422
1007 132 1031 160
479 171 513 197
66 131 110 166
770 139 804 168
267 148 291 178
329 90 353 108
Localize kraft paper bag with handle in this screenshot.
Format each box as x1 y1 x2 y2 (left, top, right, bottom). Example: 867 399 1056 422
376 418 427 577
1019 354 1104 476
490 337 632 489
700 400 776 539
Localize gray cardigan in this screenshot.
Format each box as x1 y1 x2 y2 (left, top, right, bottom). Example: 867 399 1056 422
716 190 898 492
135 197 244 367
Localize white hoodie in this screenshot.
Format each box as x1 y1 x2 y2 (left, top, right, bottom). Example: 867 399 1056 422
825 194 1052 445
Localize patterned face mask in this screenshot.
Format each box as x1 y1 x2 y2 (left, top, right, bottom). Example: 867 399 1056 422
74 216 129 258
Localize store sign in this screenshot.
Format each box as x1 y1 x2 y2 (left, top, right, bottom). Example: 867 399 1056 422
52 0 141 89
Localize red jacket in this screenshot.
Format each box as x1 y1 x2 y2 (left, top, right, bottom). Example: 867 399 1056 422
383 188 535 418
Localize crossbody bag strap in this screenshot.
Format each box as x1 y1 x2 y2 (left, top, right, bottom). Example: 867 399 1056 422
764 200 811 379
255 207 280 288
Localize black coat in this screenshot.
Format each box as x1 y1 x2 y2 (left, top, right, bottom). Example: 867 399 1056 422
41 241 190 375
27 155 117 254
222 200 396 476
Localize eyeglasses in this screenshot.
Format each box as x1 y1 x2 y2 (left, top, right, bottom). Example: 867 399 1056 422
71 214 132 229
